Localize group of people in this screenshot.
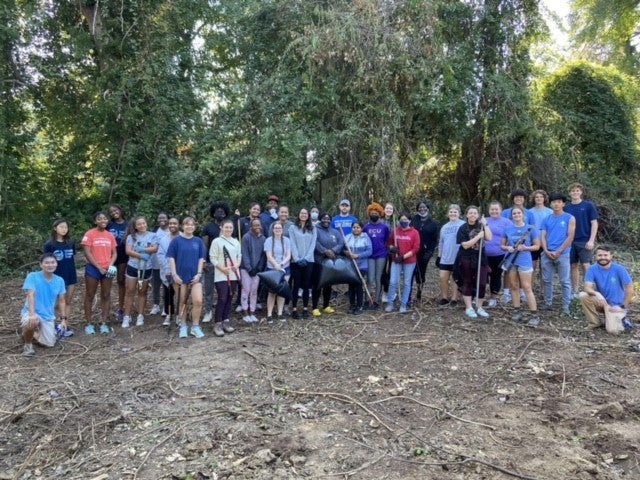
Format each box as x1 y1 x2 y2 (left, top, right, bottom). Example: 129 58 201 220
20 185 634 356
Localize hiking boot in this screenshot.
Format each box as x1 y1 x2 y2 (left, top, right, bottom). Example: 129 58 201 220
179 324 188 338
278 315 286 323
190 325 205 338
323 306 335 314
84 324 96 335
150 304 162 315
527 315 541 328
465 308 478 318
312 309 321 317
22 343 36 357
476 308 489 318
136 314 144 326
438 298 450 307
213 323 225 337
222 320 235 333
99 323 110 334
202 311 213 323
121 315 131 329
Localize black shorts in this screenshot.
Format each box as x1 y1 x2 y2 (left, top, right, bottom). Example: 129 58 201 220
439 263 454 272
531 249 541 262
570 242 593 264
126 265 152 280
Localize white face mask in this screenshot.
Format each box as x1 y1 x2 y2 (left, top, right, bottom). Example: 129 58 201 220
310 212 319 220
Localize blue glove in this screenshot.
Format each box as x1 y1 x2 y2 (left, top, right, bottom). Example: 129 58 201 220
106 266 117 278
134 245 146 254
139 253 151 263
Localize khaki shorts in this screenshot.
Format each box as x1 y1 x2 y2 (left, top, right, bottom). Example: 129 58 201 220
21 313 56 347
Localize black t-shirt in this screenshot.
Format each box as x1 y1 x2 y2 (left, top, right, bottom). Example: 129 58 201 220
456 222 487 265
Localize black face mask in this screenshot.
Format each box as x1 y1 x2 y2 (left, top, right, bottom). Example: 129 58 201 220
369 215 379 222
215 213 226 221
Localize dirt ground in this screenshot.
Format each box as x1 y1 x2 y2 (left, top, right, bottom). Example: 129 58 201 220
1 266 639 480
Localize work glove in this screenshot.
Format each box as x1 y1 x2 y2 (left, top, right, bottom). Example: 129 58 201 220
389 246 398 254
106 266 117 278
394 256 404 264
249 268 257 277
139 253 151 262
134 245 146 254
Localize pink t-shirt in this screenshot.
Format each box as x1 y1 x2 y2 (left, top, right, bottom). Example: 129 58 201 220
81 228 116 269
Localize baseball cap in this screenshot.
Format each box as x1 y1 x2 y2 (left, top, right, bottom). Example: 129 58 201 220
339 199 351 206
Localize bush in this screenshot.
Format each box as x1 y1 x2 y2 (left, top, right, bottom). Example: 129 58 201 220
0 224 45 277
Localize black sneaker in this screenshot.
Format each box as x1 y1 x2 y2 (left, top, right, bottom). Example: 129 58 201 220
371 302 380 310
302 309 309 319
540 304 553 311
353 307 363 315
527 316 541 328
449 300 459 308
438 298 449 306
291 310 299 320
267 316 273 324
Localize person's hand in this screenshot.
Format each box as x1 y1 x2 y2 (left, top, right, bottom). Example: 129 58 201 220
394 256 404 264
190 273 202 285
296 258 307 267
325 250 336 259
135 245 146 254
389 246 398 254
586 241 595 251
140 253 151 262
106 266 117 278
249 268 257 277
173 274 183 285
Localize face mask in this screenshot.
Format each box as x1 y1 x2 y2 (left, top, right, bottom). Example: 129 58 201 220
215 213 226 221
399 220 410 228
369 214 379 222
310 212 319 221
418 211 429 218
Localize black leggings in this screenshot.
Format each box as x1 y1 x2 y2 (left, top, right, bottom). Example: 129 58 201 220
311 263 331 309
487 255 504 295
163 284 175 315
291 262 313 309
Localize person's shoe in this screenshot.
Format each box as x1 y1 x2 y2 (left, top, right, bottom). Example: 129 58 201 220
502 292 512 304
55 324 74 338
399 304 408 314
371 302 380 310
348 305 356 315
249 314 259 324
438 298 450 307
476 308 489 318
540 304 553 311
312 309 322 317
162 315 171 326
561 309 571 317
202 311 213 323
256 303 263 310
267 316 274 324
22 343 36 356
622 317 635 331
291 310 300 320
278 315 286 323
150 304 161 315
354 307 363 315
161 310 167 317
302 309 309 319
116 309 124 321
222 320 235 333
84 324 96 335
385 304 394 313
190 325 205 338
323 306 335 314
242 315 253 324
235 305 243 313
283 306 290 316
465 308 478 318
527 315 541 328
99 323 110 334
449 300 459 308
511 311 524 322
136 314 144 326
381 292 389 303
121 316 131 329
213 323 224 337
179 324 188 338
487 299 497 308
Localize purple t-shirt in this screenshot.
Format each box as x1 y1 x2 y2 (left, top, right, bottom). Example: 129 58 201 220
363 222 390 259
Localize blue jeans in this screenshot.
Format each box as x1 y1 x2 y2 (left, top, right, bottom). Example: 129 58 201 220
367 257 387 303
541 254 571 310
388 261 416 307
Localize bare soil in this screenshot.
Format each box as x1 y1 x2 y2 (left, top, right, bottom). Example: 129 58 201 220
1 270 639 480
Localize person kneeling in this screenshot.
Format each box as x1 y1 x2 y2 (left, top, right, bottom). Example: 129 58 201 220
21 253 67 356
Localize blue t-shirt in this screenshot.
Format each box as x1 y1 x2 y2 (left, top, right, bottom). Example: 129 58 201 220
564 200 598 244
541 212 573 256
585 263 631 307
363 222 390 259
126 231 159 270
331 215 358 236
21 271 66 321
43 240 77 286
166 235 206 284
502 224 540 269
502 207 535 226
530 206 552 230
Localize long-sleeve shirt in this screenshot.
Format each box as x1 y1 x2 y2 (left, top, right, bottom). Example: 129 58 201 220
388 227 421 264
289 224 317 263
344 233 373 271
314 226 344 263
240 231 266 272
209 235 242 282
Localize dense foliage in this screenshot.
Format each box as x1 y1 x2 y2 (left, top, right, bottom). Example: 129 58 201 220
1 0 640 272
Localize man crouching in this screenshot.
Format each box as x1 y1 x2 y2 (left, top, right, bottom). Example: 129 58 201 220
21 253 67 356
579 245 634 334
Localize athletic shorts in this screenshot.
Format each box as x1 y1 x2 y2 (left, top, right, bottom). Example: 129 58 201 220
439 263 454 272
531 249 541 262
512 265 534 274
85 264 108 281
125 265 152 280
570 243 593 265
21 313 56 347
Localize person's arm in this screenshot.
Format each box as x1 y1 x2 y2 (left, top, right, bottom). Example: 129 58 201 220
621 282 634 309
83 245 107 275
586 219 598 251
556 216 575 255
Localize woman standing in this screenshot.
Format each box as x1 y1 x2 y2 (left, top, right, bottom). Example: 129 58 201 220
385 213 421 313
82 212 117 335
43 219 77 328
156 216 180 326
123 216 158 328
529 190 552 282
149 212 169 316
344 221 372 314
289 208 317 319
240 218 266 324
209 219 241 337
410 201 438 301
456 206 492 318
436 204 465 307
485 202 513 307
107 204 128 320
264 222 292 322
363 202 389 309
381 202 395 303
502 206 541 327
312 213 344 316
168 217 207 339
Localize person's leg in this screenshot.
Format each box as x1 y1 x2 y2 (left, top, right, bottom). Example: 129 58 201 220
487 255 503 300
84 276 99 325
116 263 126 313
439 269 451 301
385 263 400 311
214 282 227 324
290 264 301 312
240 270 251 313
311 263 321 310
123 274 137 318
519 271 537 311
540 256 554 307
356 282 364 308
203 265 215 314
401 263 416 307
301 263 312 310
276 296 285 316
373 258 385 303
348 284 356 310
507 270 520 308
249 275 259 313
321 286 332 309
413 255 427 300
558 255 572 313
62 284 75 319
190 282 203 326
267 292 276 317
578 292 603 328
98 278 112 324
136 278 151 322
151 268 161 308
223 281 237 320
571 262 580 295
475 264 489 309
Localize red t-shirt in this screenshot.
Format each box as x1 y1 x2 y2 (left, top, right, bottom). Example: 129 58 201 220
81 228 116 269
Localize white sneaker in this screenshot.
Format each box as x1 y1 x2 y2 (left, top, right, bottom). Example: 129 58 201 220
202 311 213 323
235 305 243 313
255 303 262 310
242 315 253 324
502 292 512 304
465 308 478 318
381 293 389 303
487 299 497 308
520 289 527 303
162 315 171 326
136 314 144 326
150 304 161 315
476 308 489 318
122 315 131 328
249 314 259 323
161 309 167 317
